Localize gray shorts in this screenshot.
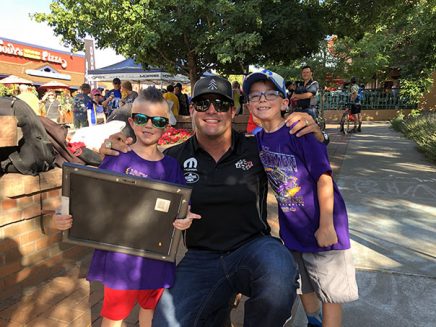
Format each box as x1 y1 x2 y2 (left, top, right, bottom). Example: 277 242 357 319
292 249 359 304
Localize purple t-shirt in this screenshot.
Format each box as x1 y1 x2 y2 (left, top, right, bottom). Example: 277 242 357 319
256 125 350 252
86 150 185 290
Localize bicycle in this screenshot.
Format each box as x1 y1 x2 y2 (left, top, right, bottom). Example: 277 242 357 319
339 103 355 134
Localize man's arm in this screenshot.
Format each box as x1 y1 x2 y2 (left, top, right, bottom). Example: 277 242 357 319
285 111 325 143
315 173 338 247
290 92 314 100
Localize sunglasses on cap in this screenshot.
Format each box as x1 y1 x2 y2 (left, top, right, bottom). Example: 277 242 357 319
193 98 232 113
131 113 169 129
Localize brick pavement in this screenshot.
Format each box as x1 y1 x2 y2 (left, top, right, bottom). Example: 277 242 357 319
0 125 351 327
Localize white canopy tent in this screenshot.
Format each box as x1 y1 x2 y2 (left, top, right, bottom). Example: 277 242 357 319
86 59 189 86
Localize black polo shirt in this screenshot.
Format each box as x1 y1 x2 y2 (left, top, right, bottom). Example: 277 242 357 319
164 130 270 252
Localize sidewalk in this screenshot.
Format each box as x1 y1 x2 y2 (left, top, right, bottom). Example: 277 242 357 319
1 123 435 326
291 122 436 327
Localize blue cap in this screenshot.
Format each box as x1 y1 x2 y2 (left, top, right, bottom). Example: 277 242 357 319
243 69 287 97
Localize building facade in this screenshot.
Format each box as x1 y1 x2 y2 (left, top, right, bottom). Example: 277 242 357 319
0 37 85 88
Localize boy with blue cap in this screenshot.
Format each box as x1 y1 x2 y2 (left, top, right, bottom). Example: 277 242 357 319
243 70 358 327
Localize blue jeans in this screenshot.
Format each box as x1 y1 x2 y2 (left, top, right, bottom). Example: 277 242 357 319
152 236 298 327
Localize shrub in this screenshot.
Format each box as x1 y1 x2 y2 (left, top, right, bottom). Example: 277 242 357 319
391 111 436 162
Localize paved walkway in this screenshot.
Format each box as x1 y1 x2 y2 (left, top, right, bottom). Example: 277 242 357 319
1 123 435 326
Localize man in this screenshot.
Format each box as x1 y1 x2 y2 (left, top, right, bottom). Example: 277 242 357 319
72 83 92 129
163 84 180 116
17 84 41 116
119 80 138 108
100 76 326 326
174 82 189 116
350 77 362 132
291 65 320 121
102 77 122 116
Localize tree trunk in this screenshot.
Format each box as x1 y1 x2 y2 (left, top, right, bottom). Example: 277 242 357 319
187 52 200 89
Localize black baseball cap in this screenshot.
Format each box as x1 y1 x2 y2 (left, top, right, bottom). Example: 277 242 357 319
192 76 233 103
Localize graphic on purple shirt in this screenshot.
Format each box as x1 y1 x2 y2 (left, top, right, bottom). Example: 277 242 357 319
256 125 350 252
86 150 185 290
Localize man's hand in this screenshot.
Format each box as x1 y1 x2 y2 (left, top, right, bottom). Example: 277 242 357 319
99 132 134 157
53 214 73 231
315 224 338 247
285 112 324 142
173 207 201 231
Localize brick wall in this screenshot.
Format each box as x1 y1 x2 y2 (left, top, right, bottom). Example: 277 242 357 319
0 169 91 300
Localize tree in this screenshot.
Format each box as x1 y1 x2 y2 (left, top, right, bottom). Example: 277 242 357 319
327 0 436 100
34 0 326 86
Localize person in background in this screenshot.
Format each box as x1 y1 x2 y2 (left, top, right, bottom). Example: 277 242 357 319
291 65 319 121
17 84 41 115
88 88 107 125
42 91 61 122
244 70 358 327
73 83 92 129
120 81 138 108
102 78 123 116
174 82 189 116
232 81 242 115
59 90 73 124
350 77 362 132
162 85 179 116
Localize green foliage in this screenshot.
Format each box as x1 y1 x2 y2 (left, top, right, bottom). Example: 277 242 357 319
330 0 436 92
33 0 325 85
391 111 436 163
390 111 405 132
400 78 434 105
0 84 14 97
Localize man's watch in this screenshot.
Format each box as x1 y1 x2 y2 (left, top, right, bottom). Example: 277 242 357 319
322 131 330 145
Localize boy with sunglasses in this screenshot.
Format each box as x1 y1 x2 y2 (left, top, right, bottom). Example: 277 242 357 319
243 70 358 327
54 87 200 327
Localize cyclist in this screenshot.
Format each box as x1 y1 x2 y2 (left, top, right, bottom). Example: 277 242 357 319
350 77 362 132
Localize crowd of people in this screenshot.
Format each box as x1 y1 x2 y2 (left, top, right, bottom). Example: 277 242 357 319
49 68 359 327
14 77 193 132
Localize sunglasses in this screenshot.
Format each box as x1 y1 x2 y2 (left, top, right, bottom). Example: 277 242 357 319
131 113 169 129
193 98 232 112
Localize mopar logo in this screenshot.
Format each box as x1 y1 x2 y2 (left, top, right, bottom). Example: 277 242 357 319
184 158 198 170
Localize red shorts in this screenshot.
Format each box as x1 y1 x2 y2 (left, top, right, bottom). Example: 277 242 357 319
101 286 165 321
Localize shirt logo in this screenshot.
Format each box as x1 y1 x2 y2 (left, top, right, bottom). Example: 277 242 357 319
183 157 199 183
184 158 198 169
208 79 218 90
184 172 199 184
235 159 253 171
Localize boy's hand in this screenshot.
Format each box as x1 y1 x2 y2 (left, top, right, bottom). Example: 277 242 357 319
99 132 134 157
173 207 201 231
53 214 73 231
315 224 338 247
285 112 323 142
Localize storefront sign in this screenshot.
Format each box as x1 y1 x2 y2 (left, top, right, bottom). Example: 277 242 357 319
0 39 68 69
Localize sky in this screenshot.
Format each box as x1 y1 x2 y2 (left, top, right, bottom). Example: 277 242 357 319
0 0 125 68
